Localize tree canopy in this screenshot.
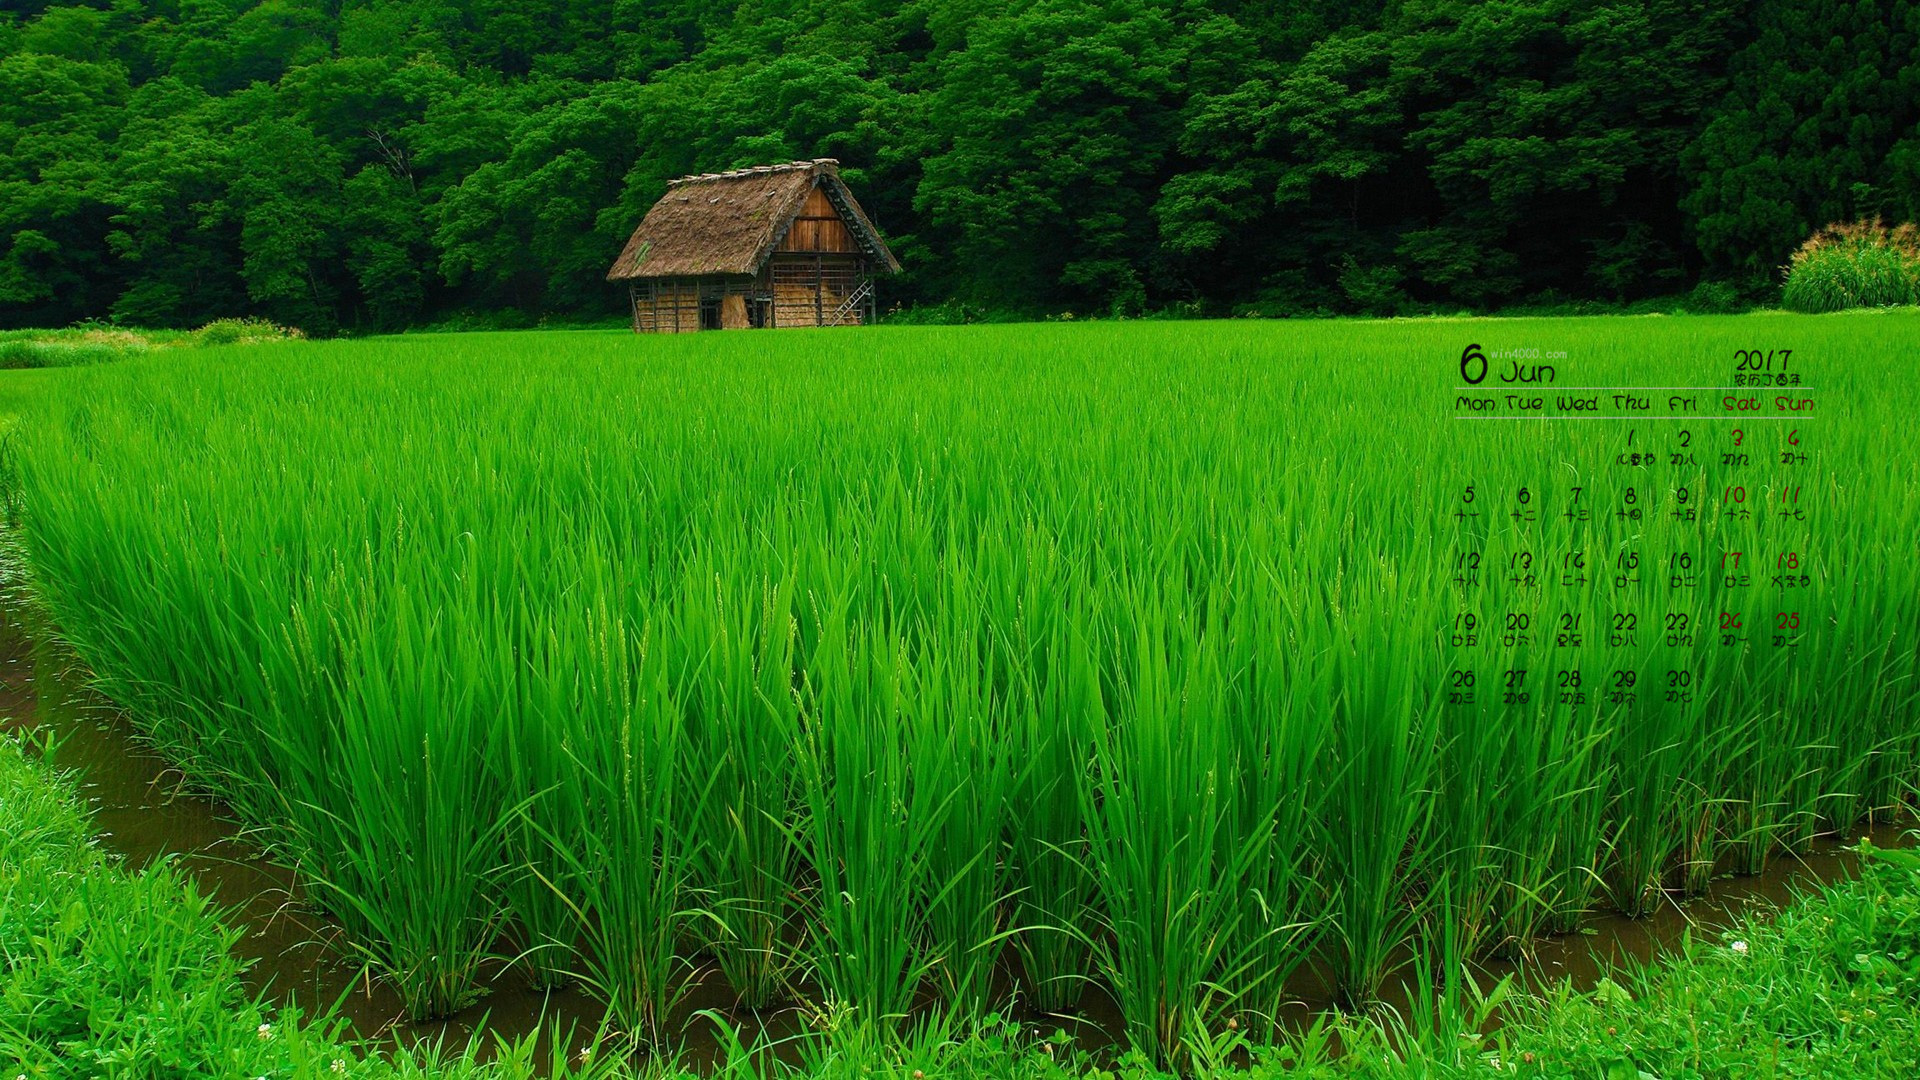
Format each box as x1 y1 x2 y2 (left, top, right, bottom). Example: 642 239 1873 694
1 0 1913 331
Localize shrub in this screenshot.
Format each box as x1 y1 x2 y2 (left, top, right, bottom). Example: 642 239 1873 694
1680 279 1745 314
195 317 305 346
0 341 41 369
1782 220 1920 313
881 299 995 325
1337 256 1409 316
0 340 124 369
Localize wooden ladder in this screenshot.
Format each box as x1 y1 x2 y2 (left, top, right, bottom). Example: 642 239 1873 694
824 279 873 326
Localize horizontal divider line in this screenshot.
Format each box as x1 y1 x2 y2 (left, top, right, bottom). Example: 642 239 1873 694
1452 415 1814 420
1452 386 1819 391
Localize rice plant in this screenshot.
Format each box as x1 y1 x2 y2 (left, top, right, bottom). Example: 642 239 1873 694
674 560 803 1009
1076 584 1270 1066
545 595 703 1050
1322 599 1443 1006
911 574 1014 1018
1216 565 1333 1033
794 608 939 1029
1002 600 1098 1014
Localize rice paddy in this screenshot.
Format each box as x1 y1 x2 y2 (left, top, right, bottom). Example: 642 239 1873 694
5 314 1917 1068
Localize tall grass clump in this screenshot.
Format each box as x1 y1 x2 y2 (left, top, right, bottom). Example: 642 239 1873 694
288 579 511 1020
1216 560 1331 1031
1782 220 1920 312
1002 622 1097 1014
1322 600 1442 1006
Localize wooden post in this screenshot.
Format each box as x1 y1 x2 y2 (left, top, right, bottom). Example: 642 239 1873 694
814 254 824 326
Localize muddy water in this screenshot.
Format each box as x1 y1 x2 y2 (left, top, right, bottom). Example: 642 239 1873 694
0 603 1906 1070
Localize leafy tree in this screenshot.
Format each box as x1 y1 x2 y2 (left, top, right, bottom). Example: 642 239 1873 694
1158 24 1398 312
104 78 248 326
436 80 647 312
221 107 346 331
343 165 431 328
916 0 1187 314
1392 0 1738 303
0 50 126 326
1683 0 1920 284
169 0 334 92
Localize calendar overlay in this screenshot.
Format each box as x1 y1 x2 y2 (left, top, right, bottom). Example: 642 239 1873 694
1442 346 1820 712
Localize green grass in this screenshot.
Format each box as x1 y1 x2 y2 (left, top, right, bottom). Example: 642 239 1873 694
3 314 1917 1069
0 731 620 1079
0 368 61 422
1469 838 1920 1078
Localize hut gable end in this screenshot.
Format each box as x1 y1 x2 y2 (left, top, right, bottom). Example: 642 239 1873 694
606 159 900 281
774 187 857 254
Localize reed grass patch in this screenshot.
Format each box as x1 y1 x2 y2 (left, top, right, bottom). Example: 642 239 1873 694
1782 220 1920 313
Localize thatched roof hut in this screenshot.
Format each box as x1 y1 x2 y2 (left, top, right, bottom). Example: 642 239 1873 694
607 159 900 331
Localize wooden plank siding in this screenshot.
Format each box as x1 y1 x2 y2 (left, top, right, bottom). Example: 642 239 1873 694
631 280 702 333
768 254 865 327
630 257 873 331
775 188 858 254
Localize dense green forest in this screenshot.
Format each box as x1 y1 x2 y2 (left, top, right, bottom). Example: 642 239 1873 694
2 0 1916 332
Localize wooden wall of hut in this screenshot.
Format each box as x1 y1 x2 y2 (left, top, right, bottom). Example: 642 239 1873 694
768 254 865 327
632 280 702 333
776 187 858 254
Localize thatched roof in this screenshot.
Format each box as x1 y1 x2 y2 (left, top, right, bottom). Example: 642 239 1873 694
606 159 901 281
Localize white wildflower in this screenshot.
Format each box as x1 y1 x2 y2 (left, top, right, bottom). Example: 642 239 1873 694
1731 939 1749 955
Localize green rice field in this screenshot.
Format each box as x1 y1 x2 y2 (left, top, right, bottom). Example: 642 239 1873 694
5 314 1918 1067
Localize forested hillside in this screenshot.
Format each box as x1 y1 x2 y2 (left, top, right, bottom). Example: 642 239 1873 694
2 0 1915 332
